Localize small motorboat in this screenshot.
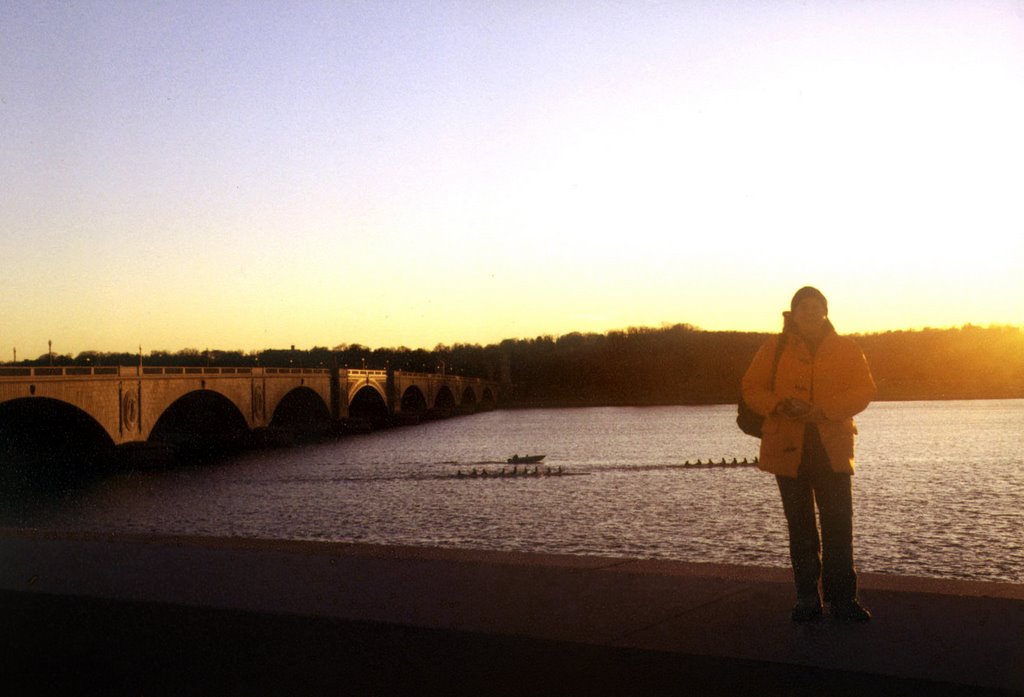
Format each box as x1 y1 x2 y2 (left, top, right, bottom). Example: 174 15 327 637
507 454 545 465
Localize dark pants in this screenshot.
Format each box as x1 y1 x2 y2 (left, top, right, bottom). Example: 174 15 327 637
775 425 857 604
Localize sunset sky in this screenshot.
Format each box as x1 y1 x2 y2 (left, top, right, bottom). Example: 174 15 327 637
3 1 1022 360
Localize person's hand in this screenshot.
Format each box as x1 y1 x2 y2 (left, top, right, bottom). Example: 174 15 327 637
795 403 826 423
778 398 827 423
780 397 810 418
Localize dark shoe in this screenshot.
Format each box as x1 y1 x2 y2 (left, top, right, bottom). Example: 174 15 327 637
791 595 823 622
831 600 872 622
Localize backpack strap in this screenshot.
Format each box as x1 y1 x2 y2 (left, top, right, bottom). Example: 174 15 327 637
769 333 787 391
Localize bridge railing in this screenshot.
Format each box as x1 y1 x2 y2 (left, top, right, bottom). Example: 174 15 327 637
0 366 491 388
345 369 388 378
262 367 330 375
143 367 255 375
0 366 330 378
0 366 123 377
392 370 485 383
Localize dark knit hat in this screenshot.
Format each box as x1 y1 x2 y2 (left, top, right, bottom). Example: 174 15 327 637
791 286 828 313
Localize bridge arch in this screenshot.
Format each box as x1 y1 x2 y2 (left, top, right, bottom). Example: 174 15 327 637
345 379 386 411
149 389 250 453
349 385 389 425
400 386 428 414
0 397 114 469
460 385 478 411
269 386 332 433
433 385 456 412
481 386 496 408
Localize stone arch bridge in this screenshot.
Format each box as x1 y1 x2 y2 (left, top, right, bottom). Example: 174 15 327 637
0 366 499 450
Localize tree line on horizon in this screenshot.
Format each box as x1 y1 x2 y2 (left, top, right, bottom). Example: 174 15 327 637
492 323 1024 405
15 324 1024 404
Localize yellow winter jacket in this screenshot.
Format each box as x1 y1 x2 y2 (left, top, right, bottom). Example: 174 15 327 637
741 328 876 477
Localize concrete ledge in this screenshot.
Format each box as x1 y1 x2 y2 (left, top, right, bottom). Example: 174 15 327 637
2 529 1022 695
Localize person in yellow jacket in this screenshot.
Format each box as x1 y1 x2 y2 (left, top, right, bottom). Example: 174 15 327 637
742 286 877 622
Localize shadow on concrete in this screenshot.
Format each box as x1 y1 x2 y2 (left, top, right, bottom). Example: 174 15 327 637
2 590 1013 697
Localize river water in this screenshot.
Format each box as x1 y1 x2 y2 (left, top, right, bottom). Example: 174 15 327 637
4 400 1023 584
